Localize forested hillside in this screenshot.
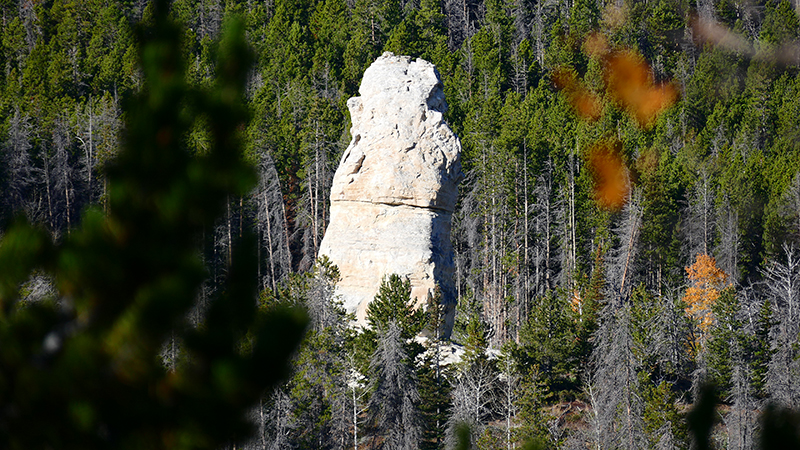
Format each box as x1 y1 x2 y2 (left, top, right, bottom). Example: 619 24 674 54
1 0 799 447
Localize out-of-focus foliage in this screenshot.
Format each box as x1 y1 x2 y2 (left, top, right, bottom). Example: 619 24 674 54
0 3 306 448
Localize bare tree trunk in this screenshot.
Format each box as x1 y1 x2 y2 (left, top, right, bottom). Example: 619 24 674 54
619 206 640 294
534 0 544 67
522 140 529 329
545 169 552 292
587 383 602 450
570 146 577 286
89 97 94 199
43 150 54 230
65 175 71 232
264 190 277 292
353 381 359 450
226 197 233 266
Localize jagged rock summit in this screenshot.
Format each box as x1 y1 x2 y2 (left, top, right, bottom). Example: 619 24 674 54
319 52 463 333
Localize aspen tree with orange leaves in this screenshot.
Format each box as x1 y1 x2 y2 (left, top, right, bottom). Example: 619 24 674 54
683 254 729 342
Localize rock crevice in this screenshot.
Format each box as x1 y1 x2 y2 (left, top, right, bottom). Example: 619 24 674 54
318 52 463 333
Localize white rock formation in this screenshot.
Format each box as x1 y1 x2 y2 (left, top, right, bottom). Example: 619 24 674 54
318 52 463 333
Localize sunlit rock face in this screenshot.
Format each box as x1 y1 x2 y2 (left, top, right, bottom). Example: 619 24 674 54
318 52 463 334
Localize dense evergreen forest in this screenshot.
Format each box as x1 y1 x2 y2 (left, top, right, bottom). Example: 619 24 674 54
1 0 800 447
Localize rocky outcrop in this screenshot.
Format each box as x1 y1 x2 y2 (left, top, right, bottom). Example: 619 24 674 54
318 52 463 334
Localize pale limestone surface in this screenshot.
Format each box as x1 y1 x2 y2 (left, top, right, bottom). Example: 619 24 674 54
319 52 462 333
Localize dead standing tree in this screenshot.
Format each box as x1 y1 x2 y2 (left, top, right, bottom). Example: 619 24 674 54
764 244 800 407
252 151 292 293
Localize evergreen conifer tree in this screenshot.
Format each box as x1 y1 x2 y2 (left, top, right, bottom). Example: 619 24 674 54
0 4 306 447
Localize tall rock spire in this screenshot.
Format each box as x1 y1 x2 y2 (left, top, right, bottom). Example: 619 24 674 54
318 52 463 334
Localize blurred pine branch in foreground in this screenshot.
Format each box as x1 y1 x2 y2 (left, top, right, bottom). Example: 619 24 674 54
0 1 306 448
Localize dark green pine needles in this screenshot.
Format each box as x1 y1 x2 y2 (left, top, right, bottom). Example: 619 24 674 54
0 2 307 448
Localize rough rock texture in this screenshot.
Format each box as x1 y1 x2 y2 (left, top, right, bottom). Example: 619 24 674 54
318 52 462 333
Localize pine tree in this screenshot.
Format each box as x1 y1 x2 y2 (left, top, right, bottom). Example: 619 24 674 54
0 7 306 448
418 351 452 450
514 365 550 448
714 197 740 283
446 289 496 449
418 287 452 450
642 380 684 450
707 287 745 396
780 173 800 247
750 298 775 398
452 290 490 366
244 257 348 450
367 273 427 340
518 290 577 393
289 328 347 449
295 105 337 271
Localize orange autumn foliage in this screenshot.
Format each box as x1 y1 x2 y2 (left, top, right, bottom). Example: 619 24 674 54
553 68 603 121
683 254 729 336
552 34 679 212
587 142 629 211
583 32 611 58
553 35 679 128
603 51 679 128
